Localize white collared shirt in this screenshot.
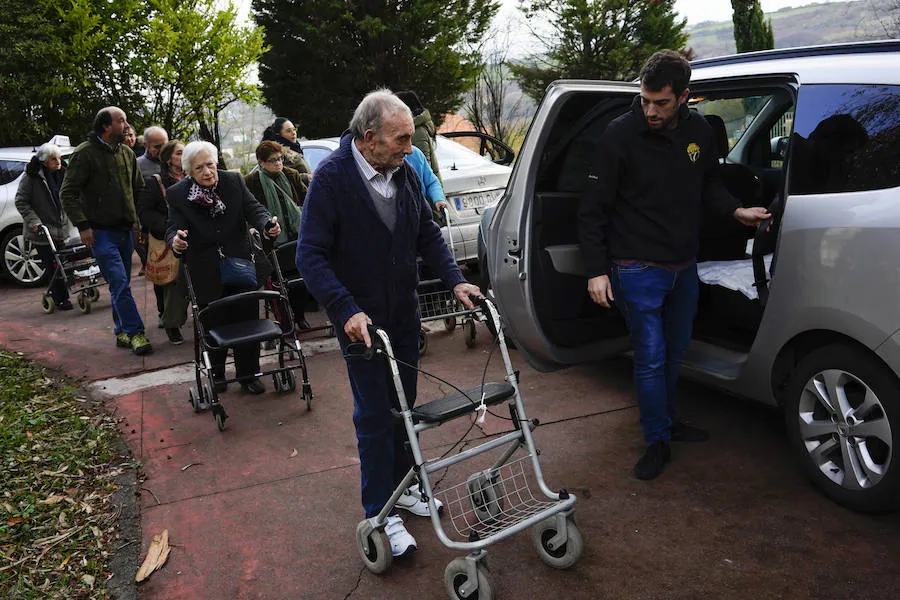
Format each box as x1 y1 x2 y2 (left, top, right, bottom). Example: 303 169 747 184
351 139 399 198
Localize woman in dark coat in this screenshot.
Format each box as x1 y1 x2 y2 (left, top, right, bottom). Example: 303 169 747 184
262 117 312 185
137 140 188 344
14 143 74 309
167 141 281 394
244 140 310 328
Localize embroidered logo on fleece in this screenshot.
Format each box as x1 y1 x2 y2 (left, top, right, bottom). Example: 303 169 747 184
686 142 700 163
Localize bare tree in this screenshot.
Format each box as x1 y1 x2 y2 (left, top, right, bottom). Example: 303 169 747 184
463 30 534 150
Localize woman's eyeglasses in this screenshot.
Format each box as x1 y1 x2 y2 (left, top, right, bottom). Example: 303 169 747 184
265 156 284 164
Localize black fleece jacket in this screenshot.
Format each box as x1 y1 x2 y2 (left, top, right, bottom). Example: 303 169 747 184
578 97 740 278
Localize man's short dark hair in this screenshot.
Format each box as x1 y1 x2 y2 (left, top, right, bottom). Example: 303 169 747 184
93 108 116 135
639 50 691 97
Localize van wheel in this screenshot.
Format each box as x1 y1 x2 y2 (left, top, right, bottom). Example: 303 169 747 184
785 344 900 512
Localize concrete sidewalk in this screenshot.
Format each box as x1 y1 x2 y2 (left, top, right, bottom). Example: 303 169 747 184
2 266 899 600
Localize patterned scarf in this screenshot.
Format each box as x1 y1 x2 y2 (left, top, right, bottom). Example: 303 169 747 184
187 181 225 218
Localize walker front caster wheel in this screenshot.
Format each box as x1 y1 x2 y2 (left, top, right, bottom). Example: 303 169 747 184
531 515 583 569
77 293 92 314
356 520 392 574
444 557 492 600
302 383 313 411
212 405 227 432
41 294 55 314
88 287 100 302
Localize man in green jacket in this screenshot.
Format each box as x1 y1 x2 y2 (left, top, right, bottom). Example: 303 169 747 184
61 106 152 355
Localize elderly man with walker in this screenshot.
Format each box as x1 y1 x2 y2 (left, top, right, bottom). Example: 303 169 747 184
297 90 482 557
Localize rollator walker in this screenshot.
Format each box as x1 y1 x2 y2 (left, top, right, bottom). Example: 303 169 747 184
350 297 583 599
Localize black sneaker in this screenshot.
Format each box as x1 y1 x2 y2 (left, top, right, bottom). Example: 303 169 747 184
634 440 671 480
57 299 74 311
240 378 265 395
165 328 184 345
670 422 710 443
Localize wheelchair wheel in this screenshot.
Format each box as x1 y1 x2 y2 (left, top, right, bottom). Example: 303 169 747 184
77 293 92 314
88 287 100 302
444 316 457 332
41 294 55 314
464 319 477 348
418 329 428 356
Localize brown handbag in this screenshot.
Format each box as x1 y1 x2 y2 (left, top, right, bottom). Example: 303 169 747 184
144 175 179 286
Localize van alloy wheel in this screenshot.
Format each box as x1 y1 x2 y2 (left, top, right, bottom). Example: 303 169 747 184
786 345 900 512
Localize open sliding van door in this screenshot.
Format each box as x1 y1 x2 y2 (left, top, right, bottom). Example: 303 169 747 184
488 81 639 371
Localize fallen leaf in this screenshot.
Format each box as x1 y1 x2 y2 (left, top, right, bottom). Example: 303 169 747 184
180 462 202 472
6 517 24 526
289 448 298 458
58 554 72 568
40 494 66 505
136 529 171 583
82 574 95 588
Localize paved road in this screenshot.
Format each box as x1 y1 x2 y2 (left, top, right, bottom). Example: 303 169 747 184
2 264 899 600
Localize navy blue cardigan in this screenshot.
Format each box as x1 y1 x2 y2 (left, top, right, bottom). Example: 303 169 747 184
296 134 464 331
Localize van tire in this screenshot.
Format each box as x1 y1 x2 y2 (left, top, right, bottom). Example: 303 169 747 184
785 344 900 513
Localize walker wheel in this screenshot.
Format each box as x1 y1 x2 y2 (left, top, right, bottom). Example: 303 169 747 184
464 319 477 348
188 387 201 412
77 294 92 314
88 287 100 302
213 405 227 432
444 316 457 332
418 329 428 356
467 472 504 523
262 339 276 350
302 383 312 411
272 372 286 393
41 294 55 314
355 520 392 574
531 516 583 569
201 383 213 406
444 557 492 600
285 369 296 392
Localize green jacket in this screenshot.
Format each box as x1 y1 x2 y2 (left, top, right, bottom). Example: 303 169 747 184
60 132 144 231
412 109 441 183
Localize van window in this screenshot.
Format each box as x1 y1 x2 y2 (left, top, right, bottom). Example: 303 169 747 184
789 84 900 195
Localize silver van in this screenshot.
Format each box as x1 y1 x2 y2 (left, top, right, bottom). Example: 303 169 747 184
483 41 900 512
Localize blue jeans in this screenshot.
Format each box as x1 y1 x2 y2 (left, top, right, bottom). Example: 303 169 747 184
340 323 419 518
610 263 699 445
91 228 145 336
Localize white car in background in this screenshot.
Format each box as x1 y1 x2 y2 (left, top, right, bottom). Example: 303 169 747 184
0 136 75 286
300 133 513 266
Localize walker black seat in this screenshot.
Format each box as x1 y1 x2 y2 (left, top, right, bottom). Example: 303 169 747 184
208 319 283 348
411 382 515 424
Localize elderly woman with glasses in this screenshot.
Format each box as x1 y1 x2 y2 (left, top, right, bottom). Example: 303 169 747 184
15 143 75 309
262 117 312 185
166 141 281 394
244 140 310 328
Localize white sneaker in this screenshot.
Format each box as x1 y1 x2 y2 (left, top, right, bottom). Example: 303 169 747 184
384 515 417 557
396 485 443 517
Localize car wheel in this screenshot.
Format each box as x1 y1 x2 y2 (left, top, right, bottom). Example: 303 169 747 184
785 344 900 512
1 229 48 287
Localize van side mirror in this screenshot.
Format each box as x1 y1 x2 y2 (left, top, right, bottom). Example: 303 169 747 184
770 136 789 161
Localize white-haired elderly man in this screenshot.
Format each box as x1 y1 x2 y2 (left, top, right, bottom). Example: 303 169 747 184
297 89 482 558
14 143 75 309
137 125 169 178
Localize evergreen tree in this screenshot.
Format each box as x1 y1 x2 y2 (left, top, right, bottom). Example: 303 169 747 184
512 0 690 102
731 0 775 53
252 0 499 138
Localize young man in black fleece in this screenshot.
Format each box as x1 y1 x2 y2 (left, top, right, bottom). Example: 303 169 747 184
578 50 770 480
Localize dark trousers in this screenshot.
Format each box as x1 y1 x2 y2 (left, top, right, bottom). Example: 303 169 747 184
340 322 419 518
35 244 68 302
610 263 699 445
203 284 261 381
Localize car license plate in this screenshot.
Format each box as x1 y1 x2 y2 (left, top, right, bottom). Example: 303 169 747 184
454 192 492 211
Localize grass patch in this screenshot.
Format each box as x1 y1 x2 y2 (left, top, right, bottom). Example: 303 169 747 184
0 351 127 598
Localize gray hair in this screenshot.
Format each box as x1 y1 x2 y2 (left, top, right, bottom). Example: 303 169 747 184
36 143 61 163
349 89 413 140
143 125 168 140
182 141 218 173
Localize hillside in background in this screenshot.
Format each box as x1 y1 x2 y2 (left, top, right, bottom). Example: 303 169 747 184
688 0 897 59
